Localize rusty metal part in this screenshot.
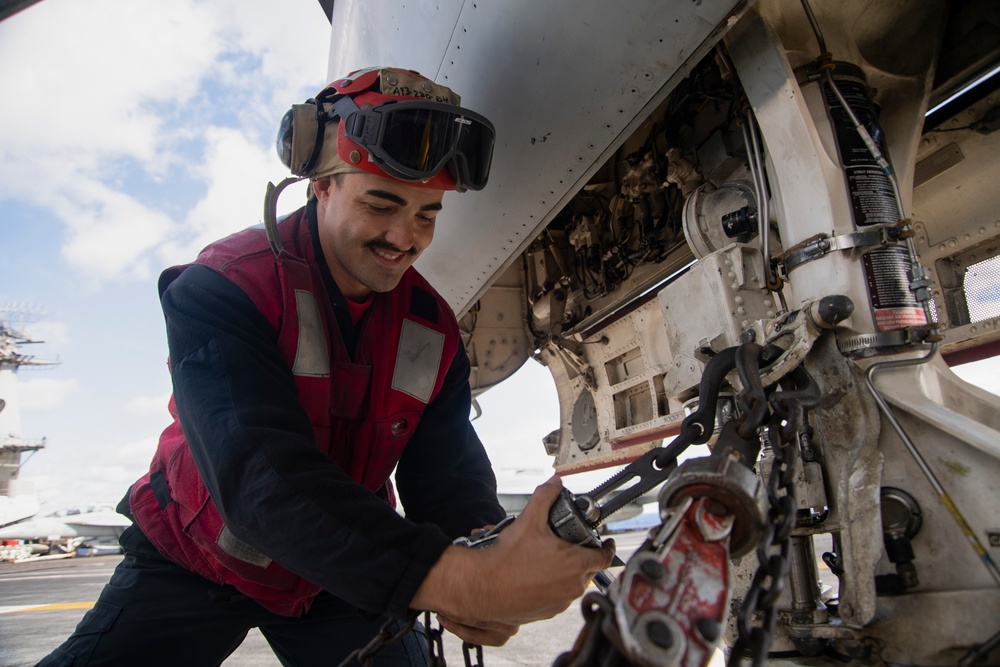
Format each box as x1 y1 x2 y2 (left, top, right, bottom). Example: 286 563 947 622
614 498 734 667
554 498 733 667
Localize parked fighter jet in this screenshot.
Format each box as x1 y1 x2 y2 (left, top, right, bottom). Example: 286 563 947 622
0 504 131 546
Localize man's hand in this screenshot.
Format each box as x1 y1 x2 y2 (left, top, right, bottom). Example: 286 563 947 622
434 613 520 647
411 476 616 633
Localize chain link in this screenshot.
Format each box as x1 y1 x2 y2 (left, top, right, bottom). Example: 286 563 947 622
425 612 448 666
336 613 418 667
422 612 485 667
462 642 484 667
729 424 797 665
727 360 815 666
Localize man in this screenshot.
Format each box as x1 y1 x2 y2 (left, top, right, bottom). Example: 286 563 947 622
39 68 614 666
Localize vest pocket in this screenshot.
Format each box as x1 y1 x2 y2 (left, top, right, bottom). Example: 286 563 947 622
182 495 299 591
216 524 272 568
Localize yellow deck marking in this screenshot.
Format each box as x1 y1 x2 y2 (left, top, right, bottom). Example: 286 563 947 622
1 602 94 613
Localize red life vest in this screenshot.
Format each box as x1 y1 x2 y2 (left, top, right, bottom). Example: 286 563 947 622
128 207 460 616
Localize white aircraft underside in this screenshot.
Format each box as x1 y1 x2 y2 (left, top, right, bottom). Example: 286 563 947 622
0 507 131 542
326 1 1000 665
0 493 40 528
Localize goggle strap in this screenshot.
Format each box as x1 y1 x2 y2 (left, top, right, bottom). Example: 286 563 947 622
263 176 306 257
331 95 362 128
301 116 325 175
302 94 360 175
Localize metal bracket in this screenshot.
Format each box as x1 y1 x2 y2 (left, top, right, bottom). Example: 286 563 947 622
778 227 901 276
837 326 936 354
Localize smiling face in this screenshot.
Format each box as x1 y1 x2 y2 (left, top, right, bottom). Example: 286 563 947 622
312 173 443 301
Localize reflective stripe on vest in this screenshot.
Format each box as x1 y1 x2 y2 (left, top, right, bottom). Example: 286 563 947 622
291 289 330 377
392 319 444 403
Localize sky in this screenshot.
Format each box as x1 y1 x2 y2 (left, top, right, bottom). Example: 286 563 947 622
2 0 998 514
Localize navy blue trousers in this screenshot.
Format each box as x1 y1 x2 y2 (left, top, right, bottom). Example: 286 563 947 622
37 525 428 667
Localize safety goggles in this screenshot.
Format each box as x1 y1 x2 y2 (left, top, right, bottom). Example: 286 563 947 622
331 96 496 192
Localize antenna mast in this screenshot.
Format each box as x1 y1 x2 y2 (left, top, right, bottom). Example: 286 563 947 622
0 304 59 495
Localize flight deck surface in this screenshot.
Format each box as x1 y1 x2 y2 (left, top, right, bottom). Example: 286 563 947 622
1 531 723 666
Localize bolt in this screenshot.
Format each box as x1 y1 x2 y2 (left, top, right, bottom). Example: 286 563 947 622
817 295 854 327
640 559 665 580
647 620 674 648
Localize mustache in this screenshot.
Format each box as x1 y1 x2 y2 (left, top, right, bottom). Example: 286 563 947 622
364 240 418 256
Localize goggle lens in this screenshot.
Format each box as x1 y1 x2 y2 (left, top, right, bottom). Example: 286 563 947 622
379 107 494 189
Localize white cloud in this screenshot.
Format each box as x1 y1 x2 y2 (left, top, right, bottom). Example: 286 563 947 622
117 434 161 459
125 393 171 417
159 126 295 266
0 0 331 285
204 0 332 113
54 176 176 282
26 434 161 509
61 436 161 505
0 0 219 165
19 377 80 411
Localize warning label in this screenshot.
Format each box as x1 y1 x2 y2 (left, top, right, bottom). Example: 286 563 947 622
874 308 926 331
847 165 898 227
863 247 926 331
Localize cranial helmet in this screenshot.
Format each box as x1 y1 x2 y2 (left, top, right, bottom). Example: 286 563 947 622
276 67 496 192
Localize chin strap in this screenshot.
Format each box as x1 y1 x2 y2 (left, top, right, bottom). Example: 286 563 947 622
263 176 306 257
